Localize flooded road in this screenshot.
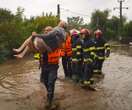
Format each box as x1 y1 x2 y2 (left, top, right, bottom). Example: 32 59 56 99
0 46 132 110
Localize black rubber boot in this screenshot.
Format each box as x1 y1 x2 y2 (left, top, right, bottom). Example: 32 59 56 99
48 93 53 106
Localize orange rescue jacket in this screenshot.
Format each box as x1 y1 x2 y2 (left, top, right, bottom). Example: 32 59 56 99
60 35 72 57
48 48 61 64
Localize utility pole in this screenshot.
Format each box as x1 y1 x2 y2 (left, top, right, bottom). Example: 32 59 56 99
96 16 99 29
57 4 60 22
114 0 128 35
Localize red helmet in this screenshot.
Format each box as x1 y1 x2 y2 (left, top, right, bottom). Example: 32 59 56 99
94 29 102 36
80 28 90 36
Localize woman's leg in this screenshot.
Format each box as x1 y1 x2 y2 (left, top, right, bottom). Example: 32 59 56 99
14 46 30 58
13 36 32 53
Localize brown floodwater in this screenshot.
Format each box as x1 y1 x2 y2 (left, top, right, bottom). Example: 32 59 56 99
0 46 132 110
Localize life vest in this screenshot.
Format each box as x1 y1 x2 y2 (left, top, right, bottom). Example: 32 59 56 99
60 47 65 57
47 48 61 64
65 35 72 56
60 35 72 57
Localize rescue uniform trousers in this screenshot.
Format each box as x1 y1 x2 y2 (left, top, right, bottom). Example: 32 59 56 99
62 56 72 78
71 61 83 82
83 63 93 81
94 59 104 74
40 64 59 104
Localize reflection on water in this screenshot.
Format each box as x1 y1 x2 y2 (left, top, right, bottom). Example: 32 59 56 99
0 58 65 101
0 58 41 99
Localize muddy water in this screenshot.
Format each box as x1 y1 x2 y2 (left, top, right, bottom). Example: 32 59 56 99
0 46 132 110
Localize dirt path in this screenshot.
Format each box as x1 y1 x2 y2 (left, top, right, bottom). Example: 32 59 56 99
0 50 132 110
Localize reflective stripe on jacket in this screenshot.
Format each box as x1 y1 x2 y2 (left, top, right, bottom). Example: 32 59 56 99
34 53 40 60
94 37 110 60
82 38 96 63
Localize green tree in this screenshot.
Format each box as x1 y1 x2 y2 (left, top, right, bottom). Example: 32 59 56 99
67 16 84 29
34 13 58 33
0 8 14 23
15 7 24 22
90 10 109 31
105 16 120 39
123 21 132 37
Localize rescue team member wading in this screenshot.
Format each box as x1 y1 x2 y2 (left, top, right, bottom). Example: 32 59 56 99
40 48 61 107
33 21 68 108
34 26 60 107
80 28 95 85
93 29 110 76
71 29 83 82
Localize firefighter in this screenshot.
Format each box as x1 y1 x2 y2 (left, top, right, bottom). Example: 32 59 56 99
61 32 72 79
39 26 61 108
93 29 110 77
71 29 83 82
41 49 60 107
34 49 60 108
80 28 95 86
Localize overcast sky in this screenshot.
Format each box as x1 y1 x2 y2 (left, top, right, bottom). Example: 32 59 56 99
0 0 131 23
